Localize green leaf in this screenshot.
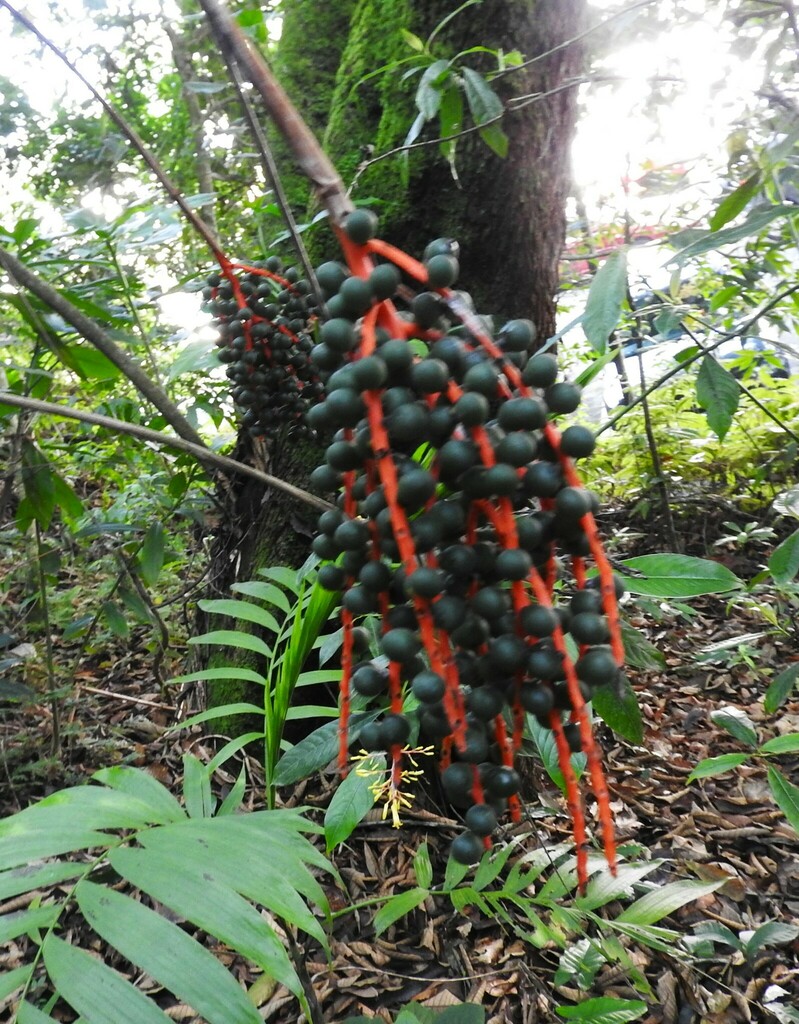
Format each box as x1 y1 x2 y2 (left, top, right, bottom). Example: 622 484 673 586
583 250 628 354
687 753 750 782
438 83 464 157
526 713 585 793
75 881 262 1024
101 600 129 638
769 528 799 584
230 580 291 614
743 920 799 961
198 598 281 634
17 1001 59 1024
189 629 272 658
617 554 742 598
20 439 55 529
479 121 508 158
592 675 643 744
554 938 606 989
709 284 740 311
616 879 724 926
416 59 450 119
110 845 302 999
710 706 758 747
556 996 647 1022
273 712 380 787
575 861 661 912
50 472 85 524
759 734 799 755
373 886 429 936
462 66 503 127
413 842 434 890
324 755 383 852
43 934 172 1023
767 766 799 834
696 356 739 440
765 664 799 714
0 861 84 902
182 753 214 818
0 964 32 1002
671 204 799 263
170 703 264 732
619 621 666 671
167 666 267 686
138 522 165 587
709 172 762 231
0 903 59 944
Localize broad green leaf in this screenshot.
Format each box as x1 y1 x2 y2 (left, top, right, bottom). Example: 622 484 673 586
575 861 660 912
526 714 585 793
709 284 739 311
765 664 799 713
43 935 172 1023
257 565 300 591
50 472 85 523
17 1002 59 1024
138 522 165 587
111 844 301 998
554 937 606 989
91 766 186 822
759 734 799 755
75 882 262 1024
217 764 247 816
0 964 32 1002
592 674 643 744
709 172 762 231
617 554 742 597
582 250 628 353
0 861 84 902
462 66 503 126
416 59 450 119
182 753 214 818
616 879 724 925
687 753 750 782
768 766 799 834
478 122 509 158
556 996 647 1022
171 702 264 732
325 755 383 852
273 712 380 787
710 706 758 747
413 842 434 890
0 822 112 871
438 83 464 158
620 620 666 671
101 600 129 638
198 599 280 633
743 920 799 960
769 528 799 585
373 886 429 936
207 733 265 775
167 666 266 686
20 438 55 529
691 921 742 949
0 903 59 944
230 581 291 614
671 204 799 263
189 629 272 658
696 356 739 440
401 28 425 51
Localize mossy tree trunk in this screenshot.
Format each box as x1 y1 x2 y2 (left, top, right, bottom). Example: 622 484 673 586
202 0 586 725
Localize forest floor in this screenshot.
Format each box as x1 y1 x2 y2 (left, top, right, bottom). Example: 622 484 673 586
2 508 799 1024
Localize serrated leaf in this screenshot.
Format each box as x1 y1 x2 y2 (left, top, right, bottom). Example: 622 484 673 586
769 528 799 584
324 755 383 852
710 706 758 747
138 522 164 587
617 554 742 598
556 996 647 1022
768 766 799 834
462 66 503 125
687 753 750 782
709 172 762 231
75 881 262 1024
43 935 171 1023
616 879 724 925
759 734 799 755
765 664 799 714
198 599 281 634
592 674 643 744
189 629 272 658
696 355 739 440
373 886 429 936
583 250 628 353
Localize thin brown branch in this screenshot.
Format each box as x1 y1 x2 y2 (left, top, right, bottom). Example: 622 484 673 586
0 391 335 513
196 0 353 226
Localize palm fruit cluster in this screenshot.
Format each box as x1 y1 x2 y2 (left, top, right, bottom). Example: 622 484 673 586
309 208 623 881
202 258 323 437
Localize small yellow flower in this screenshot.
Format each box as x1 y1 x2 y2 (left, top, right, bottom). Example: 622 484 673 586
352 745 434 828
